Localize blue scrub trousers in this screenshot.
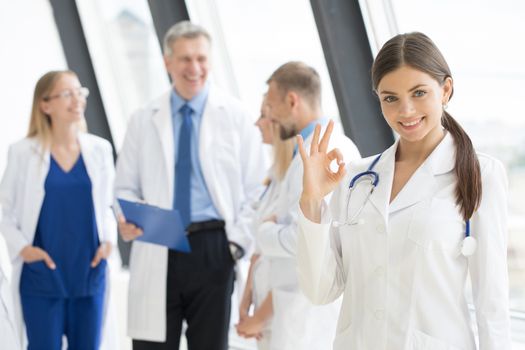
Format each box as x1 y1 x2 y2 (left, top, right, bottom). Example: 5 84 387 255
21 293 104 350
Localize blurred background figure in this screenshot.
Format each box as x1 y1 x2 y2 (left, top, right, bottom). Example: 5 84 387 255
0 70 118 350
237 95 294 349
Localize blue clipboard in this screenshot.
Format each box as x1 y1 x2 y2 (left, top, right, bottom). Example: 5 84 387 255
117 199 191 253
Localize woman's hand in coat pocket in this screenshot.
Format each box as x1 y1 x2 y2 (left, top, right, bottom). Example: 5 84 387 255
20 245 56 269
91 241 112 267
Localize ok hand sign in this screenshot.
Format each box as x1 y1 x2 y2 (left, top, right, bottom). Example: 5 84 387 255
297 120 346 222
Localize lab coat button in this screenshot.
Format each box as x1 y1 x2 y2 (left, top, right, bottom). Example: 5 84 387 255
376 224 385 234
374 309 385 320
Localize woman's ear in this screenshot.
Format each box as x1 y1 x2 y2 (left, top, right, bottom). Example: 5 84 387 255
442 76 453 104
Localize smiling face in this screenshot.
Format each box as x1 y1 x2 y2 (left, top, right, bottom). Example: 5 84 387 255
164 35 211 100
377 65 452 145
40 73 86 127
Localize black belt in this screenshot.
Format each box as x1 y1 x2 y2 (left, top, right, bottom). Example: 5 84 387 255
186 220 225 234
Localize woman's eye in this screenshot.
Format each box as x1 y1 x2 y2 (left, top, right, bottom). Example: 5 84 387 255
414 90 426 97
383 95 397 103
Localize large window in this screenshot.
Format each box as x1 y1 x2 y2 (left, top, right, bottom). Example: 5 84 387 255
76 0 170 150
187 0 340 122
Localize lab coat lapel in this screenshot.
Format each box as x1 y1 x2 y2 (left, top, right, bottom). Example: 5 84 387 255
29 140 50 194
78 134 102 186
28 140 50 237
389 132 455 214
152 92 175 192
367 141 396 222
389 161 436 214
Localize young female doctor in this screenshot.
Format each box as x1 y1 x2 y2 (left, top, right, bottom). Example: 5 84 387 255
236 96 295 348
297 32 511 349
0 70 117 349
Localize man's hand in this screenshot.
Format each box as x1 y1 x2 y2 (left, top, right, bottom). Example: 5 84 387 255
118 214 143 241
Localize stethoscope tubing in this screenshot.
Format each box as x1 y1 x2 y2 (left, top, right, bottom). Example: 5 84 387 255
335 153 475 256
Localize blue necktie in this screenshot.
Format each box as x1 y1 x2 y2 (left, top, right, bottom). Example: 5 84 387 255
174 104 192 229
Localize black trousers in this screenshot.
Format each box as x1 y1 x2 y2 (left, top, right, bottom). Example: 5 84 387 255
133 228 235 350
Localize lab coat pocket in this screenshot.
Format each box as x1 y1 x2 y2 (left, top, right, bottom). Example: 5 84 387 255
407 199 463 254
408 328 464 350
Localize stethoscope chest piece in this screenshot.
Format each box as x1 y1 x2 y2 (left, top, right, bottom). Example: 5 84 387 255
461 236 477 257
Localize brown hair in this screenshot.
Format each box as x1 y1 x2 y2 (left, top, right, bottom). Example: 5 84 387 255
267 61 321 109
27 70 87 149
371 32 481 220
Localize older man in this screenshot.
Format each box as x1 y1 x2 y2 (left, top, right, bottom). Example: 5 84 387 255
115 21 266 350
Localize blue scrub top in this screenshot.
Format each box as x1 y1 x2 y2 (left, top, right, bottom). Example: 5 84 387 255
20 154 106 298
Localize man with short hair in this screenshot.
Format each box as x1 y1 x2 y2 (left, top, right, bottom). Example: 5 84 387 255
115 21 266 350
238 61 360 349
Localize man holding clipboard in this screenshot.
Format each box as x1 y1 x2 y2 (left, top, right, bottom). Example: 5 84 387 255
114 21 266 350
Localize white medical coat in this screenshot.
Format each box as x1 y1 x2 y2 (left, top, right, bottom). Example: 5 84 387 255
0 134 119 349
114 88 266 341
298 132 512 350
253 121 360 350
0 264 21 350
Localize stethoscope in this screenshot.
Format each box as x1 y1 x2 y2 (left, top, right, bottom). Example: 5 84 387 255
332 154 477 257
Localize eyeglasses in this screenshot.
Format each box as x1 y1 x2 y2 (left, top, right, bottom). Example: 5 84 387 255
43 87 90 101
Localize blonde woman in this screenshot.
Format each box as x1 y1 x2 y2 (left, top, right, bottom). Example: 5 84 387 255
236 97 295 349
0 70 117 349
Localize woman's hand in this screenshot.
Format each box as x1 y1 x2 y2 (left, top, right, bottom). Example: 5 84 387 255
91 242 112 267
236 314 264 340
20 246 56 269
297 120 346 222
262 214 277 223
117 214 143 241
239 254 260 321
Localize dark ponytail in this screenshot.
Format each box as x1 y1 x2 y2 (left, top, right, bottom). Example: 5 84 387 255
371 32 482 220
441 111 481 219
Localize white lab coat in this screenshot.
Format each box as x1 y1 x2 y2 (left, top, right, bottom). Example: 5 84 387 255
298 132 512 350
0 134 119 349
252 121 360 350
0 264 21 350
114 88 266 341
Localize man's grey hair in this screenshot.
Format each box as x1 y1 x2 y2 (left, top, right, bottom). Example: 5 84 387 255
163 20 211 56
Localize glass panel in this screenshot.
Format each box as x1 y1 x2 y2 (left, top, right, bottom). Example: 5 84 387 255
190 0 340 123
76 0 170 149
